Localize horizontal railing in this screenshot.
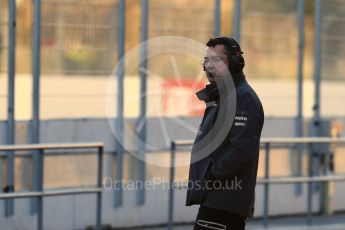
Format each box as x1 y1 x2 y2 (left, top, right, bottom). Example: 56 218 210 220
168 137 345 229
0 142 104 230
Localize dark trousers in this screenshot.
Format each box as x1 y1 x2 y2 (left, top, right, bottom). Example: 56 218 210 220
193 205 246 230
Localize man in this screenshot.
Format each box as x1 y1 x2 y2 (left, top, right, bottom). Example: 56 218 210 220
186 36 264 230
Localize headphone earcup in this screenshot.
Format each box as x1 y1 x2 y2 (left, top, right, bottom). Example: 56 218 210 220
228 55 245 74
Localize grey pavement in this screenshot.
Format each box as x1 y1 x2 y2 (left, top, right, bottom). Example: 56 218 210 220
139 213 345 230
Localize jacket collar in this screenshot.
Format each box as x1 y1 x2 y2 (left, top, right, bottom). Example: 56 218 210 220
196 73 246 103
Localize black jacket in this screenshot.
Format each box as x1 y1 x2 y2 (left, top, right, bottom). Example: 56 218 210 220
185 75 264 218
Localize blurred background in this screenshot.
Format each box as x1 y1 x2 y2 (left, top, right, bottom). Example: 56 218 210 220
0 0 345 229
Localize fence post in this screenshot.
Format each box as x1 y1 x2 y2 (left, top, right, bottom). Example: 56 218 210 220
37 149 44 230
137 0 149 206
311 0 322 137
114 0 126 208
263 143 270 227
233 0 241 41
295 0 305 196
168 141 176 230
307 143 313 225
31 0 42 215
213 0 221 36
96 146 104 230
5 0 16 217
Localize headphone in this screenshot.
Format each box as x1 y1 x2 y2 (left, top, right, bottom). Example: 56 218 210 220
204 36 245 74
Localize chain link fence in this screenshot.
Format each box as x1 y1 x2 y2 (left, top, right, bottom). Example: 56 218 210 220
0 0 345 119
241 0 299 117
147 0 214 77
321 0 345 116
39 0 119 119
41 0 118 75
242 0 298 80
322 0 345 81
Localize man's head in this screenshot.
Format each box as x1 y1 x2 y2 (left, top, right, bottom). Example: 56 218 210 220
203 36 245 83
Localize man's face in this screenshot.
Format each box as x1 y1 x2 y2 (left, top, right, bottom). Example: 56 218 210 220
203 44 229 83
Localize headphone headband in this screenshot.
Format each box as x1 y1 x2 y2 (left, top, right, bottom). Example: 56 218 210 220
213 36 243 56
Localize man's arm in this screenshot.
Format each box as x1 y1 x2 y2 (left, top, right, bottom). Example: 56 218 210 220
204 93 263 180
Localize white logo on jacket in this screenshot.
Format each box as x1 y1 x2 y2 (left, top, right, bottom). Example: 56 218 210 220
234 111 247 127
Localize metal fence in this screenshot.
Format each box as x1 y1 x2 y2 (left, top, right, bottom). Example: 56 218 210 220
0 142 104 230
168 137 345 229
146 0 215 77
1 0 345 223
0 0 9 120
320 0 345 117
241 0 299 80
322 0 345 81
41 0 119 75
0 0 344 120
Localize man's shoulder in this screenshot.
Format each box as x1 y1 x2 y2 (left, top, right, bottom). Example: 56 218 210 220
236 82 258 100
236 82 264 114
